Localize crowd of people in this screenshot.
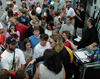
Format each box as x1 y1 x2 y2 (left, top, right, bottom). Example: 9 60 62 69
0 0 99 79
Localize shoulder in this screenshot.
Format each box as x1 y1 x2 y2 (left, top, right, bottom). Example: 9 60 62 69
15 48 24 55
34 43 41 50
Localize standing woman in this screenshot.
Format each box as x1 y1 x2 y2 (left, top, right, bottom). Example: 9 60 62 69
27 34 73 79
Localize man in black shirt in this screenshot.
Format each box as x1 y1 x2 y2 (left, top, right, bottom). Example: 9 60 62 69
77 17 99 51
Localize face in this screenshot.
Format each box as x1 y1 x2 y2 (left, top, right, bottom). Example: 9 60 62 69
49 38 56 48
41 20 46 26
62 33 67 39
40 38 48 46
33 22 39 27
87 18 91 25
25 42 31 50
47 24 51 30
10 25 15 31
66 18 71 24
33 30 40 36
8 43 17 51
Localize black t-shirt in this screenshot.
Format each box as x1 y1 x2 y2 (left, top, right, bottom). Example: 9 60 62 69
77 26 99 48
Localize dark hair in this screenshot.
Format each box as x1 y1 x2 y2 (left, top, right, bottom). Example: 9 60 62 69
40 34 48 40
32 26 40 32
22 2 27 9
15 70 26 79
31 10 36 15
13 1 16 4
88 17 95 26
62 31 71 39
66 16 72 20
8 9 13 17
41 17 46 21
8 23 17 32
80 4 85 9
47 21 54 30
22 10 26 14
5 6 9 11
46 9 50 16
54 11 60 16
0 69 9 79
44 49 62 74
11 34 18 39
50 6 54 10
22 38 32 51
9 4 14 8
15 17 21 23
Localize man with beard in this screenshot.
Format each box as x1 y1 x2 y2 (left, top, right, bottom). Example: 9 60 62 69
1 36 26 75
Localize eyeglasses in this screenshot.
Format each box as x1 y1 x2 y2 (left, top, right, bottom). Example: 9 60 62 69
41 38 48 41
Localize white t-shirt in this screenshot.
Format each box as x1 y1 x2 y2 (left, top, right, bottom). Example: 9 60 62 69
33 42 51 59
66 7 75 17
0 22 3 29
1 48 26 71
13 5 19 13
45 29 53 36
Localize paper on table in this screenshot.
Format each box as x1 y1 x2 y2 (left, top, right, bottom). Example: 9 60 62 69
75 51 88 59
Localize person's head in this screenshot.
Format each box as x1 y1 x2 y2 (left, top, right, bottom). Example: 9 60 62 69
54 11 60 16
50 6 54 11
50 34 64 53
22 9 26 15
31 10 36 15
32 19 39 27
47 21 54 30
13 1 16 4
45 9 50 15
67 1 71 8
0 69 9 79
15 17 21 25
22 2 27 8
87 17 95 27
22 38 32 51
32 26 40 37
36 2 40 7
8 23 17 32
66 16 72 24
11 34 19 42
5 6 9 11
6 36 18 52
80 4 85 10
40 34 48 46
41 17 46 26
53 29 59 34
9 4 14 9
62 31 71 39
15 70 29 79
44 49 62 74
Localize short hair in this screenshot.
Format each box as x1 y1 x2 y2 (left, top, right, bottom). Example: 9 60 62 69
54 11 60 16
15 70 26 79
80 4 85 9
31 10 36 15
11 34 18 39
50 6 54 10
32 19 39 24
88 17 95 26
32 26 40 32
15 17 21 23
40 34 48 40
62 31 71 39
22 9 26 14
44 49 62 74
41 17 46 21
13 1 16 4
5 6 9 11
0 69 9 79
66 16 72 21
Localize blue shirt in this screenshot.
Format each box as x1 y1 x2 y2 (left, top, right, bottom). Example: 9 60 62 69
29 35 41 48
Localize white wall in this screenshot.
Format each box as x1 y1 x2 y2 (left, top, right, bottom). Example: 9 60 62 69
89 0 100 16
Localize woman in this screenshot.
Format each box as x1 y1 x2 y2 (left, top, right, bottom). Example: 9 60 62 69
33 49 65 79
27 34 73 79
6 23 20 38
45 21 53 36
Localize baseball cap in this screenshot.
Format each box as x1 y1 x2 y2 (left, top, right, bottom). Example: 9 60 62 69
6 36 17 45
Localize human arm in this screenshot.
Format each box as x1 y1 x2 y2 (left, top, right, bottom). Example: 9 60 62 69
0 28 4 33
33 65 40 79
63 66 66 79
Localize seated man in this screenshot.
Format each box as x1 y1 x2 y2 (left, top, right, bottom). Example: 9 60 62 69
77 17 99 51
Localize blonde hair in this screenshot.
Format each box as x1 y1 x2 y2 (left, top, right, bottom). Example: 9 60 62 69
50 34 64 53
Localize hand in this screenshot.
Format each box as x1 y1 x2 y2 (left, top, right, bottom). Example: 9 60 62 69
65 38 70 43
87 45 94 51
26 59 36 68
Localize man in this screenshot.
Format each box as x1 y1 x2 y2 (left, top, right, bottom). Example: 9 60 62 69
1 36 26 75
29 27 41 48
15 17 28 41
39 17 47 30
77 17 99 51
25 19 44 38
60 16 74 37
33 34 51 67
